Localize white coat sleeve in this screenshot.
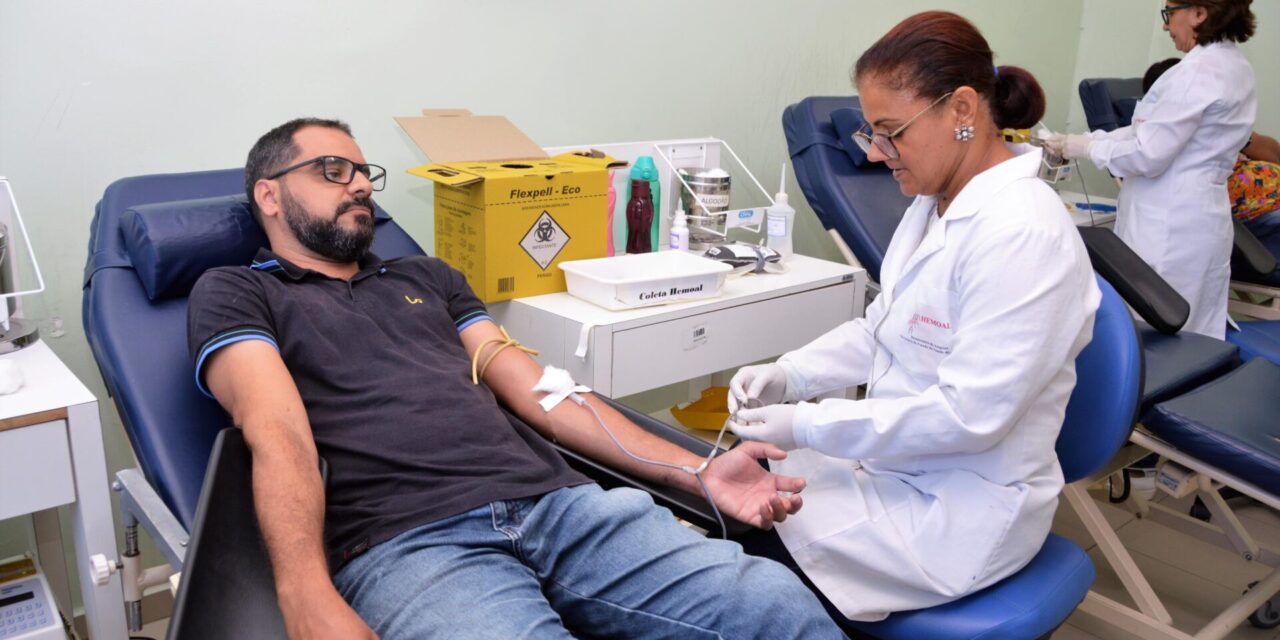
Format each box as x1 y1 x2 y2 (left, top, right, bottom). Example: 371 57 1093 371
789 224 1095 459
775 287 885 401
1087 88 1210 179
1090 125 1135 142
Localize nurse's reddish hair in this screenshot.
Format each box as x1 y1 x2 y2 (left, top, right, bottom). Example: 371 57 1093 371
853 11 1045 131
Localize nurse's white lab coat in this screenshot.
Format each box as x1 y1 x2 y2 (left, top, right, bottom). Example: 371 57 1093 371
1088 41 1255 339
772 149 1100 621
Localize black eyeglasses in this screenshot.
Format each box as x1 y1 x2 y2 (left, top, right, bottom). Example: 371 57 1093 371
852 92 953 161
267 156 386 191
1161 4 1191 25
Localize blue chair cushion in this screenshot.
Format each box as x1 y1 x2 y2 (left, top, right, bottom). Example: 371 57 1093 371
1057 277 1143 483
1141 329 1240 413
122 195 266 301
830 107 875 168
1145 358 1280 492
1078 78 1143 133
1227 320 1280 367
851 534 1095 640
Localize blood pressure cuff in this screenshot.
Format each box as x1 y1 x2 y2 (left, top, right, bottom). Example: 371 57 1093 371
121 195 267 301
1077 226 1189 334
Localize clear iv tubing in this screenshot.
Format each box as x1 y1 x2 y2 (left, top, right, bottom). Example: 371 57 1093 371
571 393 735 539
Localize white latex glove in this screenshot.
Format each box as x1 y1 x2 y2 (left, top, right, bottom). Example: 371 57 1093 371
1043 132 1067 155
1048 133 1094 160
729 404 800 451
727 363 789 416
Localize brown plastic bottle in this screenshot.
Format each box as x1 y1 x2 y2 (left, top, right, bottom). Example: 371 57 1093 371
625 179 654 254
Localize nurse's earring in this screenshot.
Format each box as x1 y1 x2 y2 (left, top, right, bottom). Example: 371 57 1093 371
954 124 975 142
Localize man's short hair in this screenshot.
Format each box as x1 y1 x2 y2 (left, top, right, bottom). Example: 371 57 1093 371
244 118 353 222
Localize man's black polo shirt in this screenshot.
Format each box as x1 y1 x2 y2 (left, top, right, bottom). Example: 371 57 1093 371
187 248 588 569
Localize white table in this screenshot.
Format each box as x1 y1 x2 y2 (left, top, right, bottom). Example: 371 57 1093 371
0 339 125 638
490 254 865 398
1058 190 1119 228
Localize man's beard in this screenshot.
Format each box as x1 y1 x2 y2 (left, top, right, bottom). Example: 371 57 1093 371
281 188 376 263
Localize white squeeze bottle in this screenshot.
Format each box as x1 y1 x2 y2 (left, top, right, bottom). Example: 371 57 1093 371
766 163 796 259
669 206 690 251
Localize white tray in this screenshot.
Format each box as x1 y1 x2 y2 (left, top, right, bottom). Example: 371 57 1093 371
559 251 732 311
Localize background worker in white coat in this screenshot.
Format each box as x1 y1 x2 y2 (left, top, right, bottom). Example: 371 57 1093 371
725 10 1101 623
1047 0 1257 339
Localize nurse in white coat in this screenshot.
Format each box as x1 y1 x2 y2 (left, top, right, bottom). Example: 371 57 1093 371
727 10 1101 622
1049 0 1257 339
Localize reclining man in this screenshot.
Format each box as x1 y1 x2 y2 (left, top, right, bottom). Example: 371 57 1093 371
187 117 843 639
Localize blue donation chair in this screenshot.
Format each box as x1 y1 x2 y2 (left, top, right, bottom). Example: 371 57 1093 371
785 95 1280 638
81 169 744 638
1078 76 1280 362
850 275 1140 640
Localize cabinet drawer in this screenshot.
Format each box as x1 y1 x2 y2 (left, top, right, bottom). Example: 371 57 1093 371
610 282 854 397
0 420 75 519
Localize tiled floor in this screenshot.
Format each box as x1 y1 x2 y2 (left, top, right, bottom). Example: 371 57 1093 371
1050 488 1280 639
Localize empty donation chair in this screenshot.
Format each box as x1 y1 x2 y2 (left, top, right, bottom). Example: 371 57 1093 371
81 168 742 638
1079 76 1280 360
785 95 1280 638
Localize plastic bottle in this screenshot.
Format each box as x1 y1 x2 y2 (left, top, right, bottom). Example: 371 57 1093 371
625 179 654 254
624 156 661 253
669 206 689 251
766 163 796 260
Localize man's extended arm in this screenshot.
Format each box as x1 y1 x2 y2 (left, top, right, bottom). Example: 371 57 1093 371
460 320 802 527
204 341 377 639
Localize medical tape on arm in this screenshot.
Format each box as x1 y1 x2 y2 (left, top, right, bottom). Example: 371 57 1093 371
471 325 539 385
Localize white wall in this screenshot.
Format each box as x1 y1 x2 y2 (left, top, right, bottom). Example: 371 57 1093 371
6 0 1270 606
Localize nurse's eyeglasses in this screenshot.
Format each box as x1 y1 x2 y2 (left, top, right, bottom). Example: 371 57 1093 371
1160 4 1191 25
268 156 387 192
852 92 953 162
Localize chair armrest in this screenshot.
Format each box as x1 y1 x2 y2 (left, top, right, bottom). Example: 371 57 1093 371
1078 226 1190 334
1231 220 1278 283
167 429 287 640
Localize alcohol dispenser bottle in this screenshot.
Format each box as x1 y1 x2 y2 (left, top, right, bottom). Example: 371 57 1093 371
766 164 796 259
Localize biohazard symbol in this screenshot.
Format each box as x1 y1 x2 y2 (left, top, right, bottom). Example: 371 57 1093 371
535 219 556 243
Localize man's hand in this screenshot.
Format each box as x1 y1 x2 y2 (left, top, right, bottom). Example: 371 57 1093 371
281 587 379 640
700 441 805 529
729 404 800 451
727 363 790 415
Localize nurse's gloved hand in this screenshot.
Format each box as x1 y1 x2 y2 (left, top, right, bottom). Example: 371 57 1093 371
1053 133 1094 160
728 364 789 416
730 404 800 451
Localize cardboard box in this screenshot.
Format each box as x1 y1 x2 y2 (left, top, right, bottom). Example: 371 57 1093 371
396 109 626 303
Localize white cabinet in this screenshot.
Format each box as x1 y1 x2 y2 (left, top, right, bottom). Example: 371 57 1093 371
490 255 865 398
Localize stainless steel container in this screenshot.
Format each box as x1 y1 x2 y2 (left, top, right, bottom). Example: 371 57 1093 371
677 167 731 249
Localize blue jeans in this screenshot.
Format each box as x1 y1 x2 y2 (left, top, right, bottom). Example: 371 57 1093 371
333 484 843 639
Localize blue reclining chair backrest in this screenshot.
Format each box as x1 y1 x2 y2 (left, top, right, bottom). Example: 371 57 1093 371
1078 78 1143 133
82 168 425 529
1057 276 1143 482
782 96 913 282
